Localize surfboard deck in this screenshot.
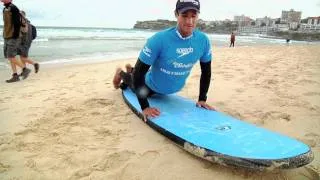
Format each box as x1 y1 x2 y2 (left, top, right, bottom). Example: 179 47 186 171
121 88 313 170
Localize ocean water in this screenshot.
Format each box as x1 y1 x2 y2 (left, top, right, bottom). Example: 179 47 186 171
0 26 318 70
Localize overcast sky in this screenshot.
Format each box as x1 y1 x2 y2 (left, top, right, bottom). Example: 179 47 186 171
3 0 320 28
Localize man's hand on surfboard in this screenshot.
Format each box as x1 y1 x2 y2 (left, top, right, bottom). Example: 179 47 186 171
196 101 216 111
142 107 161 122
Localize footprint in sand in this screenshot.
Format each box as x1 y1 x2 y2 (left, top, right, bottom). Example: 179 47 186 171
94 127 112 136
223 74 235 80
119 151 160 179
253 111 292 125
14 128 34 136
28 106 41 110
53 112 63 118
59 92 67 96
25 159 37 169
299 138 317 148
67 73 78 79
69 150 135 180
303 92 320 97
90 111 101 116
0 108 9 112
300 133 320 148
4 96 12 100
258 111 291 122
222 109 243 120
43 97 52 102
0 162 11 173
299 79 319 85
0 133 13 148
84 98 115 108
27 113 38 118
235 68 244 72
64 106 78 113
96 150 135 171
302 165 320 180
265 79 278 85
235 88 245 93
215 101 226 107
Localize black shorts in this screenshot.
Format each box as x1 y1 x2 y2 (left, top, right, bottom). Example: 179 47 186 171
18 35 32 57
3 38 20 58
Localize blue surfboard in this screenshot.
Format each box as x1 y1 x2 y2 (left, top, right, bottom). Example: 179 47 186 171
122 89 313 170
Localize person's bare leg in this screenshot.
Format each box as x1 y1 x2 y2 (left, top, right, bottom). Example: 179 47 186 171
9 59 18 74
20 59 27 67
6 58 21 83
21 56 39 73
9 57 31 79
21 57 35 65
113 68 122 89
9 57 24 69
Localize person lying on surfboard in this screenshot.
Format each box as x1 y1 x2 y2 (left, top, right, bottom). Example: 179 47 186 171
113 0 215 121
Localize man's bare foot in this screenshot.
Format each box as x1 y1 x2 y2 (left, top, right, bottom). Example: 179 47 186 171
113 68 122 89
125 64 133 73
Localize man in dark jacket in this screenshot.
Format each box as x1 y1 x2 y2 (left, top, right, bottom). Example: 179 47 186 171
1 0 31 83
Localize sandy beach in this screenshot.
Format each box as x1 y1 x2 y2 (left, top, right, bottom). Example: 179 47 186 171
0 45 319 179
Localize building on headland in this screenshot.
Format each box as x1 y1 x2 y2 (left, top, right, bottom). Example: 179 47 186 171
255 16 275 27
237 9 305 33
234 15 253 26
281 9 302 29
307 16 320 25
197 19 213 26
300 16 320 32
281 9 302 23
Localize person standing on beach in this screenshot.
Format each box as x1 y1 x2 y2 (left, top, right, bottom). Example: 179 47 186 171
230 32 235 47
113 0 215 121
286 38 290 44
18 10 39 73
113 63 134 90
1 0 31 83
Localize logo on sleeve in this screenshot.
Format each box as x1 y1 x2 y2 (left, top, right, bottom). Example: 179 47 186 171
208 48 212 56
142 46 152 57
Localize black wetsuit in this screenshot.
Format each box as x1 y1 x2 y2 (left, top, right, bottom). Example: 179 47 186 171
120 59 211 110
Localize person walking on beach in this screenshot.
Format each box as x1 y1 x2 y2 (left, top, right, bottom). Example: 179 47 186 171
230 32 235 47
113 0 215 121
18 10 39 73
1 0 31 83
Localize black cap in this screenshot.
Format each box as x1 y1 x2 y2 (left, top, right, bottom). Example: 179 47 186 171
176 0 200 14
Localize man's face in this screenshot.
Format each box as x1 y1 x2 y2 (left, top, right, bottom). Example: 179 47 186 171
1 0 11 4
176 10 199 37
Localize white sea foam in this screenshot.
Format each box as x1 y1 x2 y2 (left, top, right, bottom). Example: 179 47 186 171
0 27 318 71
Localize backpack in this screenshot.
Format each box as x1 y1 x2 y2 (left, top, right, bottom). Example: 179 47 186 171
19 12 28 34
30 24 37 40
19 11 37 40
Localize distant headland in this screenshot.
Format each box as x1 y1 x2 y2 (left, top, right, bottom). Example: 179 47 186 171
133 19 320 41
